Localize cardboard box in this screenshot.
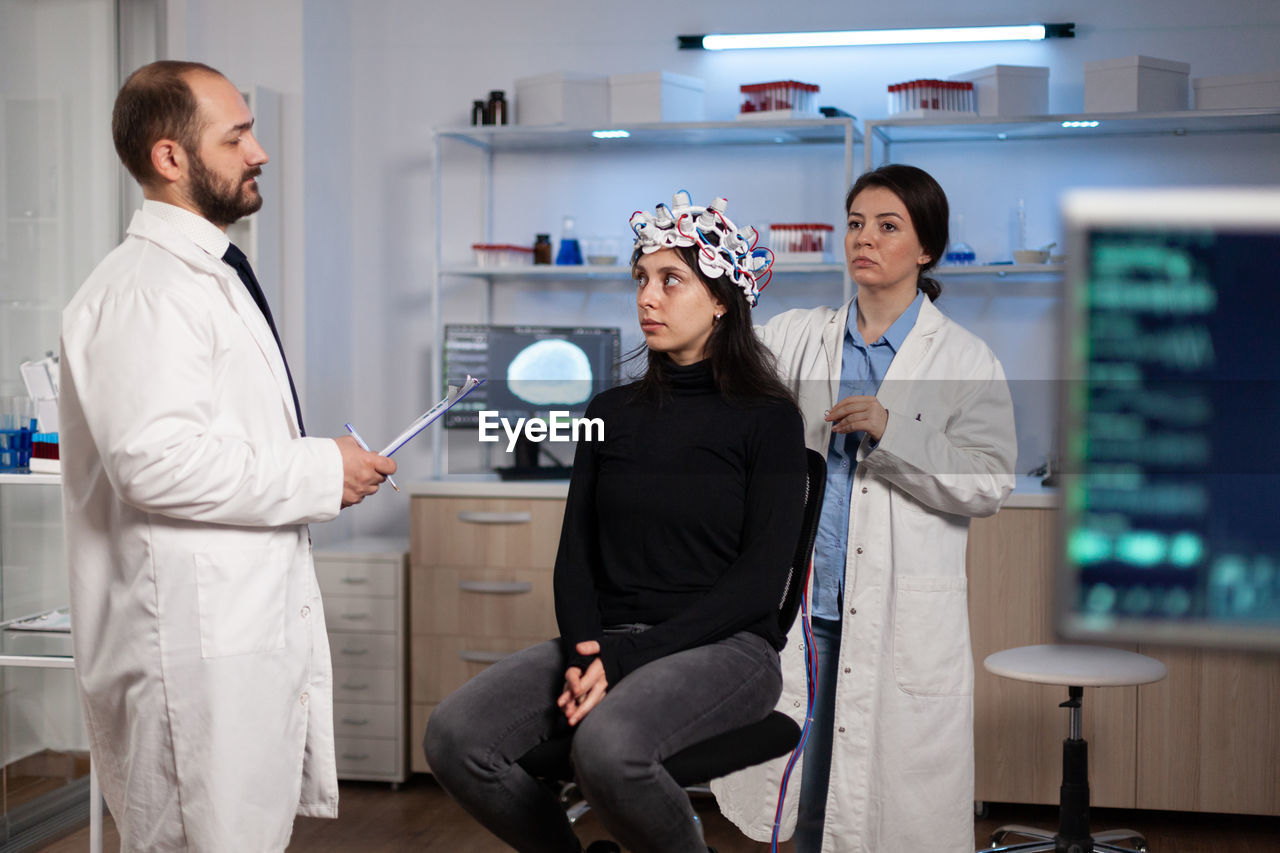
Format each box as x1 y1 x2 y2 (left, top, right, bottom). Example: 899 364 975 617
1193 71 1280 110
609 72 705 123
950 65 1049 117
1084 56 1190 113
514 72 609 126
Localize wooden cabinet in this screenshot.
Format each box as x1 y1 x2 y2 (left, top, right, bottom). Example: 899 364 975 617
1134 647 1280 814
403 492 1280 815
409 493 565 773
969 507 1280 816
314 539 409 785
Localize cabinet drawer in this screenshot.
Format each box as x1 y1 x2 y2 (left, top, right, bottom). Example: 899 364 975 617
411 634 549 703
315 558 401 598
410 497 565 569
329 631 399 668
334 701 400 739
334 665 399 704
336 736 401 777
412 565 556 639
323 594 400 633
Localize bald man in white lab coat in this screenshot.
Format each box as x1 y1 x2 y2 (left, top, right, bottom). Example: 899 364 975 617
60 61 395 851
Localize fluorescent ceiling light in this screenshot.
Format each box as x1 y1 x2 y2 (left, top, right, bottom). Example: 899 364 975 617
592 129 631 139
681 24 1074 50
1062 120 1100 128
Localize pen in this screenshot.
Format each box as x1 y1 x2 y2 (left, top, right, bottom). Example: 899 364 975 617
344 423 399 493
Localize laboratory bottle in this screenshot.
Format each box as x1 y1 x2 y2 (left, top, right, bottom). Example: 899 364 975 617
488 90 508 126
555 216 583 265
471 100 487 126
533 234 552 265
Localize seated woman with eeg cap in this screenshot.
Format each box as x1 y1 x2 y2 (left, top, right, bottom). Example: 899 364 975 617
424 191 808 853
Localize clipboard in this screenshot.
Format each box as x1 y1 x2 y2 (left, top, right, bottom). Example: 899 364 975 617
379 375 484 457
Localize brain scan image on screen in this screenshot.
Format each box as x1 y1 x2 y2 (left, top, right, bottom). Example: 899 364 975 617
507 338 593 406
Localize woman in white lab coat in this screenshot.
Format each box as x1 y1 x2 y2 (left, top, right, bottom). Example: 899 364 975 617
712 165 1018 852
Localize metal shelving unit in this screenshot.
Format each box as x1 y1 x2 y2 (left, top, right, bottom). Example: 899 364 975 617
429 118 863 479
0 475 102 853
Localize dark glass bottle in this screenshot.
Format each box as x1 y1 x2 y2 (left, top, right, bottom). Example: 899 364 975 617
487 90 508 126
533 234 552 265
471 100 487 126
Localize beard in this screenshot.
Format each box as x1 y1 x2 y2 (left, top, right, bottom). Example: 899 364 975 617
189 153 263 227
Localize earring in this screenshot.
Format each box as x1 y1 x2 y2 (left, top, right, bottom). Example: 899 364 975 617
714 313 723 321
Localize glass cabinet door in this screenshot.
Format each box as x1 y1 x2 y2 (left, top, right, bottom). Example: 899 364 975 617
2 0 119 847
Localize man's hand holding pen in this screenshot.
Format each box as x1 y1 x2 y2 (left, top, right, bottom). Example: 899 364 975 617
335 435 398 507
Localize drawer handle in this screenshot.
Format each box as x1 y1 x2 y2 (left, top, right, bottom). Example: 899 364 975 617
341 682 371 691
342 752 371 761
340 577 369 585
339 648 369 656
458 581 533 595
456 511 532 525
341 613 371 621
458 650 510 664
341 717 370 726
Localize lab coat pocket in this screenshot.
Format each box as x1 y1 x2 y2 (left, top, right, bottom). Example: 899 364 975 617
892 576 973 697
194 544 289 657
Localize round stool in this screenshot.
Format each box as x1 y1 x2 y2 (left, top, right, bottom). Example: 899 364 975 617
977 645 1167 853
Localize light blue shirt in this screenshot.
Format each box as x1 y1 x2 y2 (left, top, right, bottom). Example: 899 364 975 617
810 290 924 621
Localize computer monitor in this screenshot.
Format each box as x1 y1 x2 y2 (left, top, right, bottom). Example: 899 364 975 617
442 324 622 471
1056 187 1280 651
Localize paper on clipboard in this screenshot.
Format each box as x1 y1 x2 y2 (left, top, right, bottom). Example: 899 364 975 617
378 375 484 457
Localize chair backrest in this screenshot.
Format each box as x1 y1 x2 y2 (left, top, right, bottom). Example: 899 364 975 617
777 448 827 636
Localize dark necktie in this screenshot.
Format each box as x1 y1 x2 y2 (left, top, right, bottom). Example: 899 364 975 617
222 242 305 435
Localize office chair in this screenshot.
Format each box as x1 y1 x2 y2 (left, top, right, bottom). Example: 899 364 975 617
977 644 1167 853
517 447 827 850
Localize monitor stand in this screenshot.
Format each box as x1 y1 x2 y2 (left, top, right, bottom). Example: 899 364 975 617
496 464 574 481
495 435 573 481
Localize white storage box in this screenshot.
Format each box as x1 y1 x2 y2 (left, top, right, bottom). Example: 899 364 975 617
609 72 705 123
1193 71 1280 110
950 65 1048 117
1084 56 1190 113
515 72 609 126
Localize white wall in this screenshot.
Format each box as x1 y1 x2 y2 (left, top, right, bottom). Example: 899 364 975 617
164 0 309 409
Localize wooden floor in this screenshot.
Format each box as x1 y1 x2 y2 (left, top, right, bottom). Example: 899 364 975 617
38 775 1280 852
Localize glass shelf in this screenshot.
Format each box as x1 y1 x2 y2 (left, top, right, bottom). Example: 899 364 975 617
0 608 73 668
865 108 1280 146
440 262 846 279
436 117 860 152
935 264 1063 277
0 473 60 486
441 262 1061 280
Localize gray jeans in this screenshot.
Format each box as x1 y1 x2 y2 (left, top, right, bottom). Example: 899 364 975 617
424 629 783 853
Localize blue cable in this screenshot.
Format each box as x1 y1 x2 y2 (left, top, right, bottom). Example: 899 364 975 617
771 565 819 850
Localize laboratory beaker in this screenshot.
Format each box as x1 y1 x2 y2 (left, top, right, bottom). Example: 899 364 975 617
555 216 583 265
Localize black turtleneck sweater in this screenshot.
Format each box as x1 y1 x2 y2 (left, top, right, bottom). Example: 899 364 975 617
553 358 807 685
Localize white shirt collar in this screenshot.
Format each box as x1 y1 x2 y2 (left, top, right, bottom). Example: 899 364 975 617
142 199 231 260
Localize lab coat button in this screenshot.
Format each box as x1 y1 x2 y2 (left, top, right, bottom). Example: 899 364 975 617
849 607 857 615
838 726 846 733
855 547 863 555
300 692 309 705
844 667 851 674
861 487 868 494
794 700 802 708
300 605 311 618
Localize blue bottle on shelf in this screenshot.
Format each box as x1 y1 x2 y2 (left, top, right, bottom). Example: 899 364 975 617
555 216 583 265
